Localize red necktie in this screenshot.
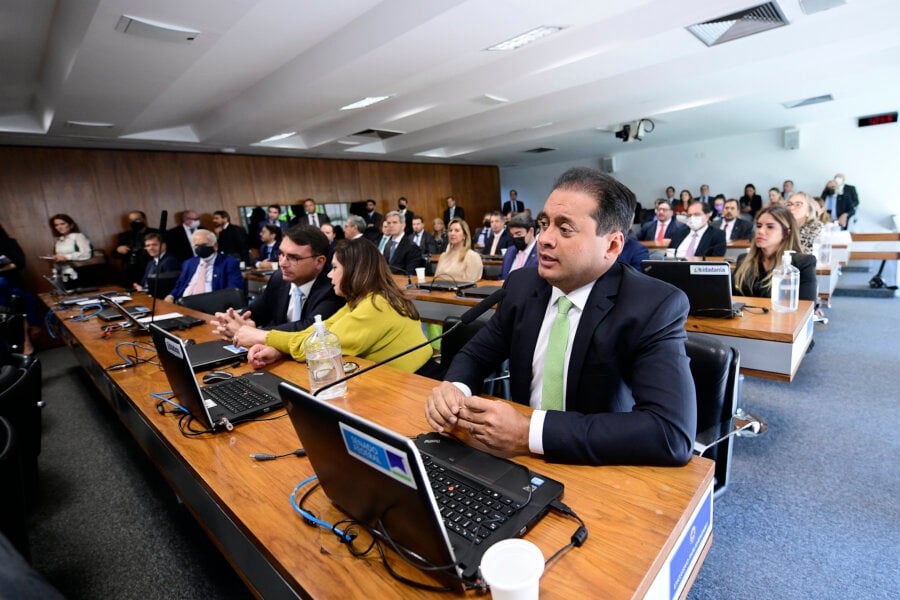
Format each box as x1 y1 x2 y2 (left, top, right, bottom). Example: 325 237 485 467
656 222 665 242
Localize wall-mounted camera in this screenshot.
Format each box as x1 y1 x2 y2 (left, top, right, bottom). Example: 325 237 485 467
614 119 654 143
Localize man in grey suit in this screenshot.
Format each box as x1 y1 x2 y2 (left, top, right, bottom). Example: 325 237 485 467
426 167 696 467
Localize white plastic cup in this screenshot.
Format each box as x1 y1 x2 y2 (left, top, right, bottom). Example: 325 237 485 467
415 267 426 283
665 248 676 259
500 247 507 256
480 539 544 600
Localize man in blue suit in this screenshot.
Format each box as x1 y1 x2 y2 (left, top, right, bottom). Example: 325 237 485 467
426 167 696 467
165 229 243 303
134 233 181 297
499 213 538 280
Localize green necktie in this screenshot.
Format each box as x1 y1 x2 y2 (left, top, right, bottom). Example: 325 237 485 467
541 296 573 411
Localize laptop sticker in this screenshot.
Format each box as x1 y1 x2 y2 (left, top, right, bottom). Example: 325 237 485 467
340 423 417 490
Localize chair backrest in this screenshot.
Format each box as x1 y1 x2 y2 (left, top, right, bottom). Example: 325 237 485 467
482 263 502 281
685 332 740 494
439 315 491 388
177 287 246 315
146 271 181 299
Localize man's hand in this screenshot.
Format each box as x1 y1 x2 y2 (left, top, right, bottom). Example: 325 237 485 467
425 381 467 432
247 344 282 369
210 308 256 341
164 294 175 303
838 213 849 228
234 324 267 349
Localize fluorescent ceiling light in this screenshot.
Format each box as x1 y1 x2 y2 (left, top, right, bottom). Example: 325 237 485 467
337 140 360 145
258 131 296 143
483 94 509 104
340 96 392 110
486 26 564 51
66 120 115 128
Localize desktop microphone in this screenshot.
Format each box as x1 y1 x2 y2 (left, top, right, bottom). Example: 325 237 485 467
313 287 506 397
389 264 412 285
149 209 169 318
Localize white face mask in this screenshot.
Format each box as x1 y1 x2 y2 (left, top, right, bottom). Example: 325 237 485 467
834 176 844 186
687 216 705 231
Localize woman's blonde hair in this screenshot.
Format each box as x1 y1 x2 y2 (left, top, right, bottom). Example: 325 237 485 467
445 217 472 263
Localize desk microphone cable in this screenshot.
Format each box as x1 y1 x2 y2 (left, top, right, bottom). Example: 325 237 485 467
545 500 588 569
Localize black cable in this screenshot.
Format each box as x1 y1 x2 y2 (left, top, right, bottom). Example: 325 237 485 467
250 448 306 461
545 499 588 569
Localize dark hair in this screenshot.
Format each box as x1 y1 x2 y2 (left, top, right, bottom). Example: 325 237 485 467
724 198 740 208
129 210 147 220
261 224 283 241
508 213 535 231
679 189 693 203
734 205 802 292
333 239 418 319
489 211 502 219
744 183 756 193
551 167 635 235
689 201 712 215
49 213 80 236
143 232 163 244
267 204 280 213
284 225 328 257
213 210 230 221
0 223 8 240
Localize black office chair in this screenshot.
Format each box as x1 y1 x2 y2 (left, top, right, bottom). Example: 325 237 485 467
177 287 246 315
440 316 509 399
146 271 181 299
0 354 43 501
482 263 503 281
685 332 744 496
0 416 29 561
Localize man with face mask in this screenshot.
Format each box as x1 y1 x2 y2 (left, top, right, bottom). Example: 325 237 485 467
114 210 158 287
821 173 857 230
500 213 538 279
669 201 726 258
165 229 244 303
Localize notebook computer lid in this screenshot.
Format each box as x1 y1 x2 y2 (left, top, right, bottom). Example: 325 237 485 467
150 323 218 427
641 260 738 317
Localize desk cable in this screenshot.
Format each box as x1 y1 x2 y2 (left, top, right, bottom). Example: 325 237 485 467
70 303 104 322
544 500 588 570
105 341 158 371
250 448 306 461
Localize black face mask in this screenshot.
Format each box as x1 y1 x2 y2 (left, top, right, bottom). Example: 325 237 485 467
826 188 836 195
483 220 490 228
130 220 144 231
512 237 528 252
398 203 407 210
195 245 215 259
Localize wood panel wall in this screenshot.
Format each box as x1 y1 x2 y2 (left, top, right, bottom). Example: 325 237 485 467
0 146 499 291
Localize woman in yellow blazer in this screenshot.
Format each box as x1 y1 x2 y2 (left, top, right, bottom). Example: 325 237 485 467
239 238 433 373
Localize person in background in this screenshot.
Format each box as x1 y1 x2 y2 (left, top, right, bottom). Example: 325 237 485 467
381 211 423 276
320 222 336 253
674 189 693 215
814 197 832 225
0 223 40 353
499 213 538 280
473 212 492 249
443 196 465 225
717 198 754 244
664 186 676 205
669 201 726 258
363 199 382 242
397 197 415 236
739 183 762 221
256 224 282 268
697 184 712 204
46 214 92 284
434 218 483 282
165 210 200 262
782 180 795 200
710 194 726 220
481 211 514 256
432 218 448 253
767 188 784 206
637 199 686 244
410 216 438 256
211 210 250 264
821 176 856 230
257 205 286 239
733 205 816 301
502 189 524 217
114 210 157 287
134 232 180 292
786 192 824 255
344 215 366 241
302 198 330 227
165 229 243 302
238 238 434 374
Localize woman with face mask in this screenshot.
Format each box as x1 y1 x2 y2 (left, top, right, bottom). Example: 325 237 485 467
711 195 726 220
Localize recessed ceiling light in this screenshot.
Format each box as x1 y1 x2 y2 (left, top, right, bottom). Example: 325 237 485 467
220 147 237 153
337 140 360 145
258 131 296 144
486 26 564 51
340 96 392 111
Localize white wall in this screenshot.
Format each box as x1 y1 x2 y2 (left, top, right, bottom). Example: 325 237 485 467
501 116 900 232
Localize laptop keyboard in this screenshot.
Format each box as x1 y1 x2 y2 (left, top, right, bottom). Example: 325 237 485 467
421 454 522 545
205 377 278 414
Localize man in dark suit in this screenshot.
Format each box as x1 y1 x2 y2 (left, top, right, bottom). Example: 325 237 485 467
114 210 158 287
212 210 250 263
443 196 465 225
211 226 345 339
362 199 382 242
410 216 438 255
426 167 695 467
668 201 726 258
617 236 649 270
500 213 538 279
165 210 200 262
134 233 180 295
636 199 686 243
397 197 415 236
824 174 857 229
300 198 331 228
382 211 423 275
482 211 514 256
716 199 753 243
165 229 244 302
502 189 524 216
255 224 282 268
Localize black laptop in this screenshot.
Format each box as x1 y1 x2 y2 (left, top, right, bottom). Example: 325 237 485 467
415 276 477 292
279 383 564 589
151 324 284 430
640 260 744 318
101 294 205 332
456 285 504 299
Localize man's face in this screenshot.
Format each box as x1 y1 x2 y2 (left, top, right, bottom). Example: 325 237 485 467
825 180 837 194
412 218 424 234
260 227 275 244
398 198 407 210
277 238 322 285
366 201 376 212
385 215 402 236
212 214 226 228
666 187 675 199
655 203 673 222
192 231 215 251
182 212 199 228
783 181 793 193
344 220 359 237
304 200 316 215
509 190 517 200
722 201 739 220
510 226 534 246
687 204 709 226
490 215 504 233
446 197 456 208
144 238 161 258
537 189 622 294
700 185 709 197
268 207 280 221
128 212 144 226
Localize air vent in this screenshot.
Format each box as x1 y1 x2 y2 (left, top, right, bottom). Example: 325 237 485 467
351 129 403 140
115 15 200 44
687 2 788 47
782 94 834 109
524 147 556 154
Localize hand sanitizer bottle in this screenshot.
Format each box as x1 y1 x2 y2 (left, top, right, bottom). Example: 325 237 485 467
771 251 799 313
304 315 346 398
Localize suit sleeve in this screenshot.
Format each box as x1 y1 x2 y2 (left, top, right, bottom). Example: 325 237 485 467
169 260 195 299
705 229 727 257
542 288 696 466
796 253 818 301
223 258 245 290
402 242 423 274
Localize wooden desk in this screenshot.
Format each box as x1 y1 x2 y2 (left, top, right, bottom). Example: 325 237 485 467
402 277 813 382
43 292 714 600
816 262 840 305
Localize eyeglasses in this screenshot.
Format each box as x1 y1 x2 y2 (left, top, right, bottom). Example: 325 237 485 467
279 253 317 264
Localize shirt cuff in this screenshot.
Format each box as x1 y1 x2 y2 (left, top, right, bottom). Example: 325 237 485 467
528 410 546 455
451 382 472 398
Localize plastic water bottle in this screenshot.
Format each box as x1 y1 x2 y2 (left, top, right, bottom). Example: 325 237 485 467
771 251 799 313
304 315 346 398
